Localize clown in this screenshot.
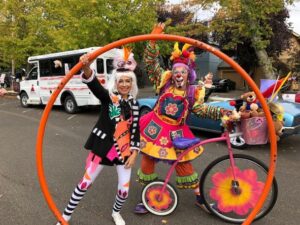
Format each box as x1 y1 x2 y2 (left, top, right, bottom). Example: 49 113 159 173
57 48 140 225
134 23 229 213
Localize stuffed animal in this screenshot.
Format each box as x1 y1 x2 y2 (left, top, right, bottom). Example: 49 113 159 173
268 102 284 141
273 120 284 141
239 91 264 117
240 91 259 111
249 103 265 117
204 72 213 89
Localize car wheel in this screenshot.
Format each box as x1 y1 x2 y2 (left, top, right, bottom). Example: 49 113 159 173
20 92 29 108
140 106 151 117
64 95 78 114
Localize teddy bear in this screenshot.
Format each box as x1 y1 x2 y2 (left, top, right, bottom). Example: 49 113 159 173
239 91 264 118
203 72 213 89
273 120 284 141
268 102 284 141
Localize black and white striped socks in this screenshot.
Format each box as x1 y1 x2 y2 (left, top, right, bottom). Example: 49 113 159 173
62 185 87 219
112 194 127 213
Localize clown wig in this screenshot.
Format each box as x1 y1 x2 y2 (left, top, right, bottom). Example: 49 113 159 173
107 48 138 98
171 42 197 84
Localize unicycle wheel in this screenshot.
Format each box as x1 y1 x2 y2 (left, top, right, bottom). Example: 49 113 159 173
141 180 178 216
200 154 278 224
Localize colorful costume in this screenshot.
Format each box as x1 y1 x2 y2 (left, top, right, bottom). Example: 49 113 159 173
138 42 224 189
83 73 140 166
58 48 140 225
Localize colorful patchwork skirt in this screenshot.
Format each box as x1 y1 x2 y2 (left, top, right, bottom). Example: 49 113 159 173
139 111 204 162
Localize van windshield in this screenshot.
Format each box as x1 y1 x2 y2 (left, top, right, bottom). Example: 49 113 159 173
27 67 38 80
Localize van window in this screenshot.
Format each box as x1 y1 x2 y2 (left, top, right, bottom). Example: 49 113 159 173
40 60 51 77
51 59 64 75
96 58 104 74
106 59 114 74
61 55 81 74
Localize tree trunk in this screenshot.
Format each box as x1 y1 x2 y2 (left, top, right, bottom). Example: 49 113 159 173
254 48 276 79
11 59 15 76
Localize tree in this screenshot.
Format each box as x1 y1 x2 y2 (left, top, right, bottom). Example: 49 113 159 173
153 3 209 68
187 0 295 79
0 0 164 73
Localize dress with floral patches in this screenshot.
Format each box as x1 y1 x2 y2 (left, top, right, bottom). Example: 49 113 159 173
139 87 204 162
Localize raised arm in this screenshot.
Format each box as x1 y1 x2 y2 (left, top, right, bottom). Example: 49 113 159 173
192 103 224 120
80 53 110 103
143 23 165 90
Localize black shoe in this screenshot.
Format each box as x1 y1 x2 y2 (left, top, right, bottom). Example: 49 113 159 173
195 195 211 214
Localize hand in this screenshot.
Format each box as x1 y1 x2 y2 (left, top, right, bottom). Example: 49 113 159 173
150 23 165 45
80 53 93 78
151 22 165 35
124 150 138 169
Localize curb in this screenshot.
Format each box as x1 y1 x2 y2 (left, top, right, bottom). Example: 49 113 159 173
6 91 18 96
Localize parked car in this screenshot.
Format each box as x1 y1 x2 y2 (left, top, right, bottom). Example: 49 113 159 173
282 92 300 103
4 74 13 88
212 78 236 92
0 72 13 88
138 97 300 148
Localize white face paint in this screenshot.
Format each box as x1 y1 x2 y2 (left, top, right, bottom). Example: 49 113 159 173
172 66 188 88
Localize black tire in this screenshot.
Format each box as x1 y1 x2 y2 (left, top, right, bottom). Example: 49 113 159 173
141 180 179 216
230 135 247 149
140 106 151 117
20 92 29 108
63 95 78 114
200 154 278 224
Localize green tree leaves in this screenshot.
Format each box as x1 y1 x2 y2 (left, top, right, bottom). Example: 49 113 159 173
0 0 163 72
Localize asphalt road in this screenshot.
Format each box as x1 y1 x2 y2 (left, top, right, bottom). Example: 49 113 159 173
0 92 299 225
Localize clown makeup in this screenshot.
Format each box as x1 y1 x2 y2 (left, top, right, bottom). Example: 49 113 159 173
172 66 189 88
116 75 132 99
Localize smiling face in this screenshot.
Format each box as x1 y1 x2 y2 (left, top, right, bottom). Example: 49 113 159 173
116 75 132 99
172 66 189 89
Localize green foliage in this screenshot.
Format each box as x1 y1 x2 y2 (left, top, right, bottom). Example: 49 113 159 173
187 0 295 78
0 0 164 71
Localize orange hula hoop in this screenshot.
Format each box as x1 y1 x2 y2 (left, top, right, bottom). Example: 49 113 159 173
36 34 277 225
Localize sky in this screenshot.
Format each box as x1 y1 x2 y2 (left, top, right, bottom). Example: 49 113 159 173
168 0 300 34
287 1 300 34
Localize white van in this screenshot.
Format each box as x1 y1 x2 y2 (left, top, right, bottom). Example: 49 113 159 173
19 47 117 113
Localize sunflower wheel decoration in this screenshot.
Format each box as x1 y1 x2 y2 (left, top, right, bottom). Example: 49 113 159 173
200 154 278 224
141 180 179 216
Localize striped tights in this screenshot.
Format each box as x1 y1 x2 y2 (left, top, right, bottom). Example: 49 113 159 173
60 163 131 222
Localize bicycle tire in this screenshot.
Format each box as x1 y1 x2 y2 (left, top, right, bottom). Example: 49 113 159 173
200 154 278 224
141 180 179 216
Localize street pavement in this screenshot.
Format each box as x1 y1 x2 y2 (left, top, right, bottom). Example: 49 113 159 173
0 88 300 225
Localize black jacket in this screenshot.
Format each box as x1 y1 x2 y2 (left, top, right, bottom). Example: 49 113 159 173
83 75 140 161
